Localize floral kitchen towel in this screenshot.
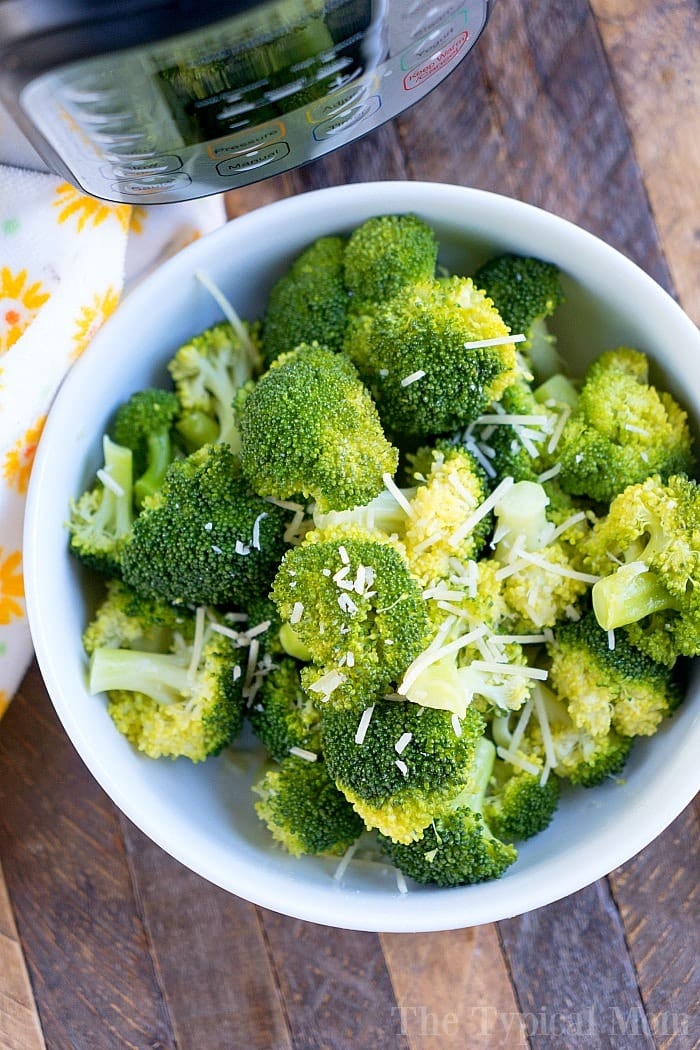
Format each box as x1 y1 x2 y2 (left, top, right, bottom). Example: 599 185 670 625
0 166 226 715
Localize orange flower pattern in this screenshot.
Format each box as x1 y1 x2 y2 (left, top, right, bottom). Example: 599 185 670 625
71 286 120 361
0 690 9 718
0 266 51 353
3 416 46 494
0 548 23 625
53 181 131 233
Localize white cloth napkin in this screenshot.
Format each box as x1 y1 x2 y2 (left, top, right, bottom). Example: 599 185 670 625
0 166 226 715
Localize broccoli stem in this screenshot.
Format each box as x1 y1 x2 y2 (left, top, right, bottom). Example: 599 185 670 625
592 563 679 630
134 431 174 507
451 736 496 812
97 436 133 537
177 410 220 453
89 647 192 705
494 480 553 557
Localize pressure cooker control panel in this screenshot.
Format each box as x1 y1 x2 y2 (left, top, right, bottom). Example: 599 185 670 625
19 1 490 203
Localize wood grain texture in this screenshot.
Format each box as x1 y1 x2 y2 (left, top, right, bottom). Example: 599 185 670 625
0 866 44 1050
380 926 527 1049
499 882 656 1050
119 819 292 1050
608 803 700 1050
257 910 409 1050
0 668 171 1050
591 0 700 323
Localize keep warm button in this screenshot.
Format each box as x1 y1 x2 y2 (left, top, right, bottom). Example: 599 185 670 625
216 141 290 176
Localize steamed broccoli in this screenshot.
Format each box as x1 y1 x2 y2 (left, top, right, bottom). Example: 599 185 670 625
168 320 260 453
68 435 134 577
376 737 518 886
237 341 399 513
557 348 695 504
547 611 683 738
111 387 180 508
121 442 289 607
492 479 593 628
260 236 349 364
343 213 438 305
271 524 429 709
484 758 560 842
253 756 364 857
491 683 634 789
344 275 520 438
88 608 246 761
585 473 700 664
248 656 321 763
472 253 565 382
82 577 192 656
402 441 491 585
322 699 486 843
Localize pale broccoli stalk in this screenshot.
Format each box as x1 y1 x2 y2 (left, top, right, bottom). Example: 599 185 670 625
492 479 555 559
68 435 134 577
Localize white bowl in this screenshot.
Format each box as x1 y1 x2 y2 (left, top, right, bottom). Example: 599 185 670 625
25 182 700 932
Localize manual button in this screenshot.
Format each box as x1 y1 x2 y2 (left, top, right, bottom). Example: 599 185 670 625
105 155 183 179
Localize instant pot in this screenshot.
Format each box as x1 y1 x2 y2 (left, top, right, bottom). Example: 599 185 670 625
0 0 492 203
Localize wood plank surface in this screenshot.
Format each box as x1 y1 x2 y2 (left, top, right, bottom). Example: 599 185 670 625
0 1 697 1047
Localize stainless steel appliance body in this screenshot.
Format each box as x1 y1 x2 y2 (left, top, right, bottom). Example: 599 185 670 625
0 0 492 203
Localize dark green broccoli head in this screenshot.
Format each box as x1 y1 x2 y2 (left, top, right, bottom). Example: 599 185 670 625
557 348 696 504
378 805 518 887
121 442 289 607
271 525 429 706
248 656 321 762
484 763 560 841
472 252 565 381
343 213 438 305
111 387 180 507
91 615 246 762
465 379 550 484
547 610 684 738
254 756 364 857
68 435 134 578
321 700 486 843
237 341 398 513
261 236 349 365
343 276 519 438
168 320 260 453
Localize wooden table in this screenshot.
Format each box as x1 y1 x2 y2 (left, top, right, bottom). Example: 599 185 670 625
1 2 698 1047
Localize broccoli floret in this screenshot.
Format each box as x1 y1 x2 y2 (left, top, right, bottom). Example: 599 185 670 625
472 253 565 382
88 611 245 762
492 480 593 628
312 485 415 539
547 611 683 738
557 348 695 504
68 435 134 577
168 320 260 453
82 578 192 656
111 388 180 508
237 341 399 514
586 473 700 664
253 756 364 857
402 441 491 585
322 700 486 844
343 213 438 305
260 236 349 364
377 737 518 885
248 656 322 763
271 524 429 708
121 443 288 607
484 758 560 841
343 275 519 438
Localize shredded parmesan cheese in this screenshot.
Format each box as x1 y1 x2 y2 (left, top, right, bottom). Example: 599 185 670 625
289 746 318 762
96 469 124 497
400 369 426 386
355 704 375 744
462 334 526 349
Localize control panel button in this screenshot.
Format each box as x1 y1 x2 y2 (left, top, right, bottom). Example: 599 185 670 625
401 10 468 71
312 96 381 141
112 172 192 196
307 80 371 124
403 32 469 91
104 155 183 179
208 122 285 160
216 141 290 175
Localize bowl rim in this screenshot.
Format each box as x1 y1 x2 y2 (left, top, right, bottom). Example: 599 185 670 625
24 180 700 932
